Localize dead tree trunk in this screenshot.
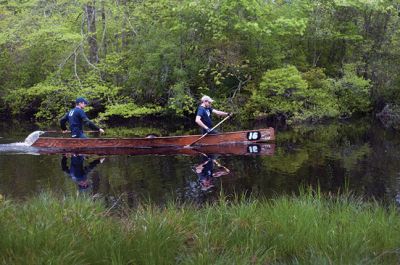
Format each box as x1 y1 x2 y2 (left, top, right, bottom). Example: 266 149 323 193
85 1 99 64
121 0 128 50
101 0 107 57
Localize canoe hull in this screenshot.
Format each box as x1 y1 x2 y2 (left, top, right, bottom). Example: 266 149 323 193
32 128 275 150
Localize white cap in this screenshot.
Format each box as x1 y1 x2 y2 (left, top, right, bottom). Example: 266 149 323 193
201 95 214 103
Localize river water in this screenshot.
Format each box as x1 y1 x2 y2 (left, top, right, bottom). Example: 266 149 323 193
1 119 400 206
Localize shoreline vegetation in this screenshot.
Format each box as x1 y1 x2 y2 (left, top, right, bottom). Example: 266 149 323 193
1 191 399 264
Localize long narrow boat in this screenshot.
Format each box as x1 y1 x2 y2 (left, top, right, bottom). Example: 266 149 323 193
32 128 275 152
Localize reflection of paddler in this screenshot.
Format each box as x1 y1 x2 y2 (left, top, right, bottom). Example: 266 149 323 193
212 159 230 178
193 155 230 191
61 154 104 191
194 156 215 191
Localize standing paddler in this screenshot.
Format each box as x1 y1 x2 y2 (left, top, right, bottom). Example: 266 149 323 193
60 97 104 138
195 95 231 135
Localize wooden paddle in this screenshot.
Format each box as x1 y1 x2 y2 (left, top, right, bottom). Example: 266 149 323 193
185 113 232 148
43 130 100 134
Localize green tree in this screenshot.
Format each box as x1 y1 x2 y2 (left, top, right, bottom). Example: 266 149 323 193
246 66 339 123
333 64 372 117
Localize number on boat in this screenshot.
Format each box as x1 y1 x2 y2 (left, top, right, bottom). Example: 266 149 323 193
247 144 260 153
247 131 261 141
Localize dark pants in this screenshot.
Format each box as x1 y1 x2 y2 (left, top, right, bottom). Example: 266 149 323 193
71 131 87 138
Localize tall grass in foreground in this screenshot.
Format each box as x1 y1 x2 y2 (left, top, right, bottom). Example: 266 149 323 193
0 192 399 265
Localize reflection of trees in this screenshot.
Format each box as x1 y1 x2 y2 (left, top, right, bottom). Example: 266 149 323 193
257 119 400 202
98 155 190 204
338 144 371 171
266 121 371 174
0 155 63 198
251 120 392 198
265 149 309 175
357 129 400 201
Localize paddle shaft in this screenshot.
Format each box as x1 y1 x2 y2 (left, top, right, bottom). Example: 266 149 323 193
186 114 232 147
44 130 100 134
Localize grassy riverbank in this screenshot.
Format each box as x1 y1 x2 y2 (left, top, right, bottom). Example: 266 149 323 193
0 192 399 265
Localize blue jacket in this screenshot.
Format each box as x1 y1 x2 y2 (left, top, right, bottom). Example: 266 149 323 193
60 107 99 137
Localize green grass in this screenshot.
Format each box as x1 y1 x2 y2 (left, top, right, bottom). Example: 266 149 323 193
0 192 399 264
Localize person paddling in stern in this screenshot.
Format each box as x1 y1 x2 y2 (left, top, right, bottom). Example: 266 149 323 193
195 95 230 135
60 97 104 138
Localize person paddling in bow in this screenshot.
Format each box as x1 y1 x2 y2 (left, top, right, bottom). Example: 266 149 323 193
195 95 230 135
60 97 105 138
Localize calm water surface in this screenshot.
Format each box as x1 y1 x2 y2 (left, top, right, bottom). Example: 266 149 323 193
1 119 400 206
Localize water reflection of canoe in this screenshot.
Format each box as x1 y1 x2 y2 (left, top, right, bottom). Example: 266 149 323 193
36 143 275 156
32 128 275 152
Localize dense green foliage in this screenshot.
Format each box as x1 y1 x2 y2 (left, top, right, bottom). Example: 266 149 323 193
246 66 341 123
0 0 399 124
0 192 399 264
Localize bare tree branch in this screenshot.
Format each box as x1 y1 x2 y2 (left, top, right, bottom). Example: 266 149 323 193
74 50 82 88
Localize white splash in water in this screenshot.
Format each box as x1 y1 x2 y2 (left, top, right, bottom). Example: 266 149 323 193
0 131 44 154
23 131 45 146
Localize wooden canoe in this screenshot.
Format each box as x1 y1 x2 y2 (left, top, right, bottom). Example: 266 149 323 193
32 128 275 150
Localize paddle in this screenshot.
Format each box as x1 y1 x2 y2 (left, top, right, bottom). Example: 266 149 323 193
184 113 232 148
43 130 100 134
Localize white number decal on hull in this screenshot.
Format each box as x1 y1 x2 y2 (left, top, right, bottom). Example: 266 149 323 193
247 131 261 141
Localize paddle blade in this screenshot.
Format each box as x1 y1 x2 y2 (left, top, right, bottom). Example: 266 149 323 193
24 131 45 146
